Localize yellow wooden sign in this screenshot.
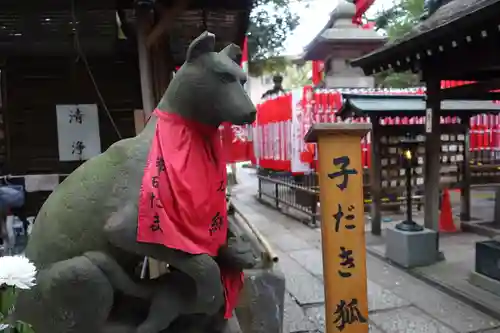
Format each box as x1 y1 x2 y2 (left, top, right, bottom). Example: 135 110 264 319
305 123 372 333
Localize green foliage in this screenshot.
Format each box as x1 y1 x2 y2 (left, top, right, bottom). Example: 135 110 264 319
283 62 312 89
373 0 426 87
374 70 421 88
249 56 290 78
247 0 302 76
0 287 34 333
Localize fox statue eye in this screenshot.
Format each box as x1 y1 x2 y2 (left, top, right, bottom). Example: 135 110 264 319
219 73 236 84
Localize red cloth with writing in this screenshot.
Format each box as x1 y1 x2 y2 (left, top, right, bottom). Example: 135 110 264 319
137 110 243 318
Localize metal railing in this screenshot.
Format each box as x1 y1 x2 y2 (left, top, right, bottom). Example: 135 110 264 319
256 169 428 228
257 170 320 227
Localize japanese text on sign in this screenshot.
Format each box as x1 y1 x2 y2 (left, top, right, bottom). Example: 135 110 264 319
333 204 356 232
328 154 367 331
333 298 367 331
71 141 86 158
328 156 358 191
338 247 355 278
69 108 84 124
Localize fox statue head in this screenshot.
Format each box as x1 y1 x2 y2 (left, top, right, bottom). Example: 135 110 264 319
158 31 257 127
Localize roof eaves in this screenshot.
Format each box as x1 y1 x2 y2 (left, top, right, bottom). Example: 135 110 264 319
350 0 500 73
340 94 500 117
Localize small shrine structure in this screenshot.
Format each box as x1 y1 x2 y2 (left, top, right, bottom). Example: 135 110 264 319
301 0 386 88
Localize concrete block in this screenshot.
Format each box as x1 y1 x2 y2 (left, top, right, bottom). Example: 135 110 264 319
475 240 500 281
470 271 500 297
385 226 438 268
236 267 286 333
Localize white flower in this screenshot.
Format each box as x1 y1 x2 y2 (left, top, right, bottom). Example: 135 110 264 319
0 256 37 289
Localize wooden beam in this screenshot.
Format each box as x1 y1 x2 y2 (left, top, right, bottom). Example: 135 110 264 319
460 117 471 221
146 1 189 49
423 41 500 80
370 117 382 236
440 79 500 100
443 69 500 81
441 79 500 95
443 92 500 101
136 7 155 118
442 92 500 101
134 109 146 134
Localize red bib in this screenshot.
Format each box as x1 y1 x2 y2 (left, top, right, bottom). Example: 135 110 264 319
137 110 243 318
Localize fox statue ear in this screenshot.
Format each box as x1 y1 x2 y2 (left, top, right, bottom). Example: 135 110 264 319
220 43 242 64
185 31 216 63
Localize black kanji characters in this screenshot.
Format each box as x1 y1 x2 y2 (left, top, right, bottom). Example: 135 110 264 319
333 298 367 331
332 204 356 232
151 176 159 188
328 156 358 191
338 246 355 278
71 141 86 158
156 157 166 172
209 211 223 236
149 192 163 209
69 107 83 124
216 180 225 192
150 213 163 233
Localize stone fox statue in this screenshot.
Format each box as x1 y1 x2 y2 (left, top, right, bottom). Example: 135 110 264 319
16 31 257 333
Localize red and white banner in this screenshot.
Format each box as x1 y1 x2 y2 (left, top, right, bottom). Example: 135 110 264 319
253 85 500 173
219 36 255 164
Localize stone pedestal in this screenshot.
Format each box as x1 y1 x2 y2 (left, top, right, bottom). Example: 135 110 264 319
475 240 500 280
325 75 375 89
236 268 286 333
494 188 500 226
469 240 500 297
469 271 500 297
385 225 438 268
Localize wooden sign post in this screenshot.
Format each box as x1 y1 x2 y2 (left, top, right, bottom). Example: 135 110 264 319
305 123 372 333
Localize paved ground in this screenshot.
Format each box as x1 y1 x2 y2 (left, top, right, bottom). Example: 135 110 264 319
232 167 500 333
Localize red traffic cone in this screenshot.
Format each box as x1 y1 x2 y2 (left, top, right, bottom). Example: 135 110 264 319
439 189 457 232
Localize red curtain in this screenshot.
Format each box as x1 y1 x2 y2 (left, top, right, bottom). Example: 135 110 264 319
311 61 324 85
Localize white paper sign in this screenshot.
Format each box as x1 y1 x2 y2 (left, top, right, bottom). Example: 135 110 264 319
291 89 311 173
425 108 432 133
56 104 101 161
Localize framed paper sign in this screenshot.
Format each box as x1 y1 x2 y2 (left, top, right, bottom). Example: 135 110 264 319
56 104 101 161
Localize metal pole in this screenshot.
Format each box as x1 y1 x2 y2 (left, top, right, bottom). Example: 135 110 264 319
396 139 423 232
406 166 412 224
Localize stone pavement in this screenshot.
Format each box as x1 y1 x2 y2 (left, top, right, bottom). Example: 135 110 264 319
232 167 500 333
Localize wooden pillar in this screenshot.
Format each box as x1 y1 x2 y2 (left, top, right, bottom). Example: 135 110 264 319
370 117 382 235
461 116 471 221
424 77 442 238
305 123 371 333
150 38 172 104
136 7 156 119
134 109 146 134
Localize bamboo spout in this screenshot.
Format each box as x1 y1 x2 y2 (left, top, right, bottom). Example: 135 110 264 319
232 203 279 266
